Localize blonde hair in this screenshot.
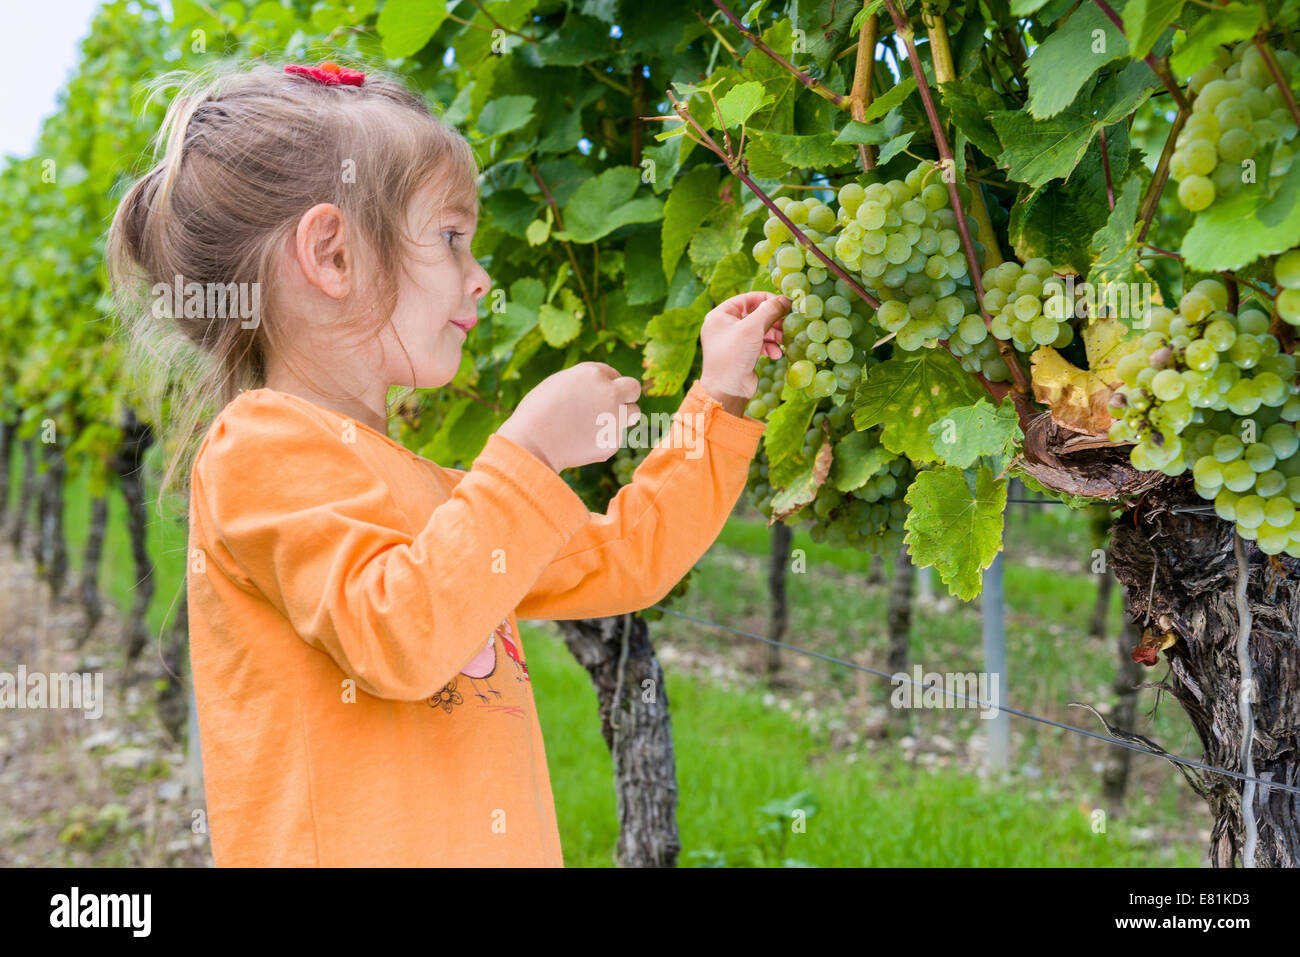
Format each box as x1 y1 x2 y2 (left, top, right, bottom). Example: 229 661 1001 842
106 59 479 513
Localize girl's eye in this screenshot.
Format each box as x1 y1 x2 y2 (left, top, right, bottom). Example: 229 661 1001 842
443 229 465 248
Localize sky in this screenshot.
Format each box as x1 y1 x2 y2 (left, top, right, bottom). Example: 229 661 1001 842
1 1 103 158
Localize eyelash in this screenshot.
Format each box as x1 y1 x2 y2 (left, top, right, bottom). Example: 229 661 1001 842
443 229 466 248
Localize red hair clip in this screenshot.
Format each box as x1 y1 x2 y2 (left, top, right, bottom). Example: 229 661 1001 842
284 61 365 86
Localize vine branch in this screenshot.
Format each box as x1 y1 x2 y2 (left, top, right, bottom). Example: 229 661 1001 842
709 0 848 108
1090 0 1190 112
658 90 883 309
881 0 1031 395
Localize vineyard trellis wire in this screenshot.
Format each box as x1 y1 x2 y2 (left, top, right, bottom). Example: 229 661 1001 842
646 605 1300 798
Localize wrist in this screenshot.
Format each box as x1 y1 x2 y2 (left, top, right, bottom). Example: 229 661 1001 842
498 423 559 473
699 378 749 418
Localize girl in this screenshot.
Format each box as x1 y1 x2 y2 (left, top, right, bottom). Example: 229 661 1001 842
107 60 789 866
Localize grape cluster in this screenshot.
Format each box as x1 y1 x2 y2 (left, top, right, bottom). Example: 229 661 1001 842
752 160 1002 398
1108 279 1300 555
1172 41 1300 212
978 258 1076 353
746 398 912 554
1276 248 1300 326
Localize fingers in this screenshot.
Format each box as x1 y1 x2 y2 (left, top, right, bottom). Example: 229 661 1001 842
612 375 642 402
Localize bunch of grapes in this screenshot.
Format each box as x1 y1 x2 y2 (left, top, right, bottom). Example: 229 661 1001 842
1108 279 1300 555
1276 248 1300 325
747 397 912 554
753 160 997 398
1171 40 1300 212
979 258 1076 353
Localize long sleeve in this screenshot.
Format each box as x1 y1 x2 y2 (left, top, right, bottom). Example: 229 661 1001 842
438 379 767 622
189 392 592 701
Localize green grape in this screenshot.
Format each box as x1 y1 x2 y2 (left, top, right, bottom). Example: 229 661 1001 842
1178 175 1215 210
786 359 815 389
827 338 854 364
1276 249 1300 290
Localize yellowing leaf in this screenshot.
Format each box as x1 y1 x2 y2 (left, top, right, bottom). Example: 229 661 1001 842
1082 319 1142 386
1030 346 1115 436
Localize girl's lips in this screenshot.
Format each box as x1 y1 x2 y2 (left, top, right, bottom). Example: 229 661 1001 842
450 316 477 333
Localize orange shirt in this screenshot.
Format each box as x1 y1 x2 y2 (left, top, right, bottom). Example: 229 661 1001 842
186 378 766 866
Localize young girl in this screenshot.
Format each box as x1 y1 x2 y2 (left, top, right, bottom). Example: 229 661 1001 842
107 60 790 866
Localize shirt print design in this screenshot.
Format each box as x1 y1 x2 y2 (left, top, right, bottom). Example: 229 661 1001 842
427 617 529 719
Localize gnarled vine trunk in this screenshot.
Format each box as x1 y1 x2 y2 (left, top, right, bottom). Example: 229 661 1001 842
1024 414 1299 866
1108 483 1299 867
553 613 680 867
109 407 154 673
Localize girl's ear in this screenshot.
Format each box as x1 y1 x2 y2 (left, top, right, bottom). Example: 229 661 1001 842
294 203 351 299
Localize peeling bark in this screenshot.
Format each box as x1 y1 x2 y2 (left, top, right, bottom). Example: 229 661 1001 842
765 522 792 684
1020 429 1300 867
1108 481 1300 867
38 439 68 601
77 494 109 647
554 614 680 867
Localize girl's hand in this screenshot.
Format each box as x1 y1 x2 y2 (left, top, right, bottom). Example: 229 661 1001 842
699 291 791 402
497 362 642 473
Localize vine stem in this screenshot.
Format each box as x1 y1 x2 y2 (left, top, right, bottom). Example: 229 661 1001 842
1138 104 1189 242
1255 33 1300 130
1137 243 1273 297
709 0 847 107
527 163 599 329
882 0 1031 395
660 89 882 309
1233 532 1258 868
1090 0 1190 112
850 12 881 172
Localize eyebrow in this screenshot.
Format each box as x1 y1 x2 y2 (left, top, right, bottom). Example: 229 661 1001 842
444 201 478 221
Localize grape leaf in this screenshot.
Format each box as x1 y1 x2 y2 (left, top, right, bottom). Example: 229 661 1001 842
1088 173 1155 289
661 165 719 282
771 436 834 521
765 388 821 487
1010 131 1132 271
1011 0 1050 13
476 95 537 138
625 228 668 306
1122 0 1185 59
877 130 915 165
642 290 708 396
928 397 1023 470
1182 160 1300 271
559 167 663 243
940 81 1005 160
862 76 917 123
535 13 615 66
992 106 1098 190
751 130 858 168
376 0 446 58
1024 2 1127 120
1169 2 1262 77
852 349 987 462
718 81 772 128
904 466 1007 601
1030 346 1116 435
538 293 583 348
830 429 891 492
1084 319 1144 384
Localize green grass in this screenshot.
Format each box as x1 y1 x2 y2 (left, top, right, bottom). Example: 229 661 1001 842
6 443 1203 866
524 622 1194 866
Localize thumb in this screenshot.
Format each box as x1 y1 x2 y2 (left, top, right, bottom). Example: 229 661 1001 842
742 294 791 336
